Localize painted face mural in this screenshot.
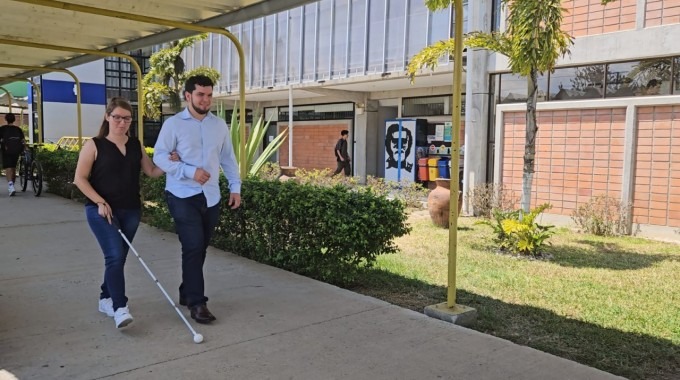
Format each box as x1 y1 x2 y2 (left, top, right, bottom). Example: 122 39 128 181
385 123 413 173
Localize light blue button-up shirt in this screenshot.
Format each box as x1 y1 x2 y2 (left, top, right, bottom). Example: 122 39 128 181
153 108 241 207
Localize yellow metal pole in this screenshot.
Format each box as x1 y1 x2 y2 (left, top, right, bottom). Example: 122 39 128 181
0 86 13 112
447 0 464 308
14 0 249 179
0 64 82 147
0 77 43 143
0 39 145 142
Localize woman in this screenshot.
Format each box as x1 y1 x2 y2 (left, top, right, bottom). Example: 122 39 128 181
74 97 177 329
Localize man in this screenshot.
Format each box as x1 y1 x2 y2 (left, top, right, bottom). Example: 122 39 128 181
153 75 241 324
0 113 25 196
331 129 351 176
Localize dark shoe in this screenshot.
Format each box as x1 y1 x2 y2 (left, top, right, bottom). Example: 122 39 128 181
178 296 187 307
190 304 216 324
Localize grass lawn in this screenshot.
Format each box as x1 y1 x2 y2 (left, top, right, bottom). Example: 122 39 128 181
349 211 680 380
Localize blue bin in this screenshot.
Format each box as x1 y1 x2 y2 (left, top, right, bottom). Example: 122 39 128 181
437 158 450 179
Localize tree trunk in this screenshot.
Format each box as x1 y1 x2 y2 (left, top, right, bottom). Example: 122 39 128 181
521 68 539 213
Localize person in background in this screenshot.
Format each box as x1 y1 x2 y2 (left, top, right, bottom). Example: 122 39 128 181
74 97 178 329
153 75 241 324
0 113 26 196
332 129 351 176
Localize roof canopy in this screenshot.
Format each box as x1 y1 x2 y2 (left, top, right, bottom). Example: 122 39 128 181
0 0 311 80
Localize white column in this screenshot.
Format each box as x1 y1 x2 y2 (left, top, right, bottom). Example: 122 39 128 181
288 86 294 167
462 0 492 215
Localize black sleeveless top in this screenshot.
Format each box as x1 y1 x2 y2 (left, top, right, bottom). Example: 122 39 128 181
87 137 142 210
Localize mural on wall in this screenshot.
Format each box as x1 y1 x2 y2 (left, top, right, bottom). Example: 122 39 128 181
384 120 415 182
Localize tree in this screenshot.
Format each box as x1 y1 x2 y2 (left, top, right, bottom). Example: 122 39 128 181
141 34 221 120
407 0 617 213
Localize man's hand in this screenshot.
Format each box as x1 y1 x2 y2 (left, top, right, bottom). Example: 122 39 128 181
193 168 210 185
228 193 241 209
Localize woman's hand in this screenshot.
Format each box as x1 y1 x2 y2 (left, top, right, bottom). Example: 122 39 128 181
98 202 112 224
169 151 180 162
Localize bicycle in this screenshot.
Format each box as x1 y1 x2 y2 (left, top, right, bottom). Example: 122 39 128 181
17 144 44 196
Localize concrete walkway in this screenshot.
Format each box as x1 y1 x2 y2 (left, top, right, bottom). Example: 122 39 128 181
0 192 623 380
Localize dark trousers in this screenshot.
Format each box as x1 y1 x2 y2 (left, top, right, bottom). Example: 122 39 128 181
85 205 140 311
332 160 351 176
165 192 220 307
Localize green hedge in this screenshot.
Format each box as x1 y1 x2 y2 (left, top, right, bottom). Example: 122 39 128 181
40 147 411 285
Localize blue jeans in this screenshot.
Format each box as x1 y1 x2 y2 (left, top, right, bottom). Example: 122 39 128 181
85 205 141 311
165 192 220 308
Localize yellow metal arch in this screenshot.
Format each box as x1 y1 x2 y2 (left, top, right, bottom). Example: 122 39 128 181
19 0 250 179
0 38 145 142
0 86 13 113
0 77 43 143
0 64 82 147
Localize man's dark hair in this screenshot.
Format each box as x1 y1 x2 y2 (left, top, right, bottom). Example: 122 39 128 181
341 130 349 136
184 75 214 94
5 113 15 124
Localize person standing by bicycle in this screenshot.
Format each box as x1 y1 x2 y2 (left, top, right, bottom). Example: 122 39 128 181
73 97 179 329
0 113 26 196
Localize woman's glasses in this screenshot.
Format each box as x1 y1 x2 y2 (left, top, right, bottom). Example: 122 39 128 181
110 114 133 123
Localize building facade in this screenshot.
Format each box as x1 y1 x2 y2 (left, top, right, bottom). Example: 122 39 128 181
180 0 679 234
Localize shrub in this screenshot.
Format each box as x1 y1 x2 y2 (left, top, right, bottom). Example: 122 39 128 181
571 195 631 236
477 204 555 257
211 177 411 285
36 144 80 199
466 183 518 218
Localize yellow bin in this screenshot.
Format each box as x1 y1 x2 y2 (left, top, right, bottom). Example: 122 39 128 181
427 158 439 180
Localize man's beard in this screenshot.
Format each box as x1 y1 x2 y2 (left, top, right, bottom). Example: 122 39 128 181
191 99 210 115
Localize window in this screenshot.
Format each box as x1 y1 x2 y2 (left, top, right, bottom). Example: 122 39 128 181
279 102 354 121
302 4 317 81
317 0 332 80
332 0 350 77
385 0 407 71
499 72 548 103
550 65 604 100
674 57 680 94
348 0 366 75
402 95 464 117
367 0 386 73
606 58 671 98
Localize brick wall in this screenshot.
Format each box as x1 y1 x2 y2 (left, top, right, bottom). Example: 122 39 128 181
633 106 680 227
277 122 350 171
645 0 680 27
502 108 626 216
562 0 636 37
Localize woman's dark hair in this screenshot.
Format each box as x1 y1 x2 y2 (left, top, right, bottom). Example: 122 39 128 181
97 97 133 138
5 113 15 124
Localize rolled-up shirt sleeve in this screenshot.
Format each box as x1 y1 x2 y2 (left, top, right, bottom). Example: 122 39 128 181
220 131 241 194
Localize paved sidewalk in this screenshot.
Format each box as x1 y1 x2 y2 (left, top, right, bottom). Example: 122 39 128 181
0 192 623 380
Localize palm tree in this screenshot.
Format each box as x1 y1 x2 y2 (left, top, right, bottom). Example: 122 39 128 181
408 0 617 213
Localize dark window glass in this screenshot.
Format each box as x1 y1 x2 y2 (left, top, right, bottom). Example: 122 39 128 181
499 73 548 104
673 57 680 94
279 103 354 121
402 95 464 117
549 65 604 100
606 58 671 98
491 0 503 31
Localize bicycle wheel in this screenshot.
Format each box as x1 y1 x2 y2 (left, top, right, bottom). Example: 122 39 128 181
31 161 43 196
18 155 29 192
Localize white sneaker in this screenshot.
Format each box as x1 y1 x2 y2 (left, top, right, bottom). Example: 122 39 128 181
98 298 114 317
8 183 15 196
114 306 133 328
